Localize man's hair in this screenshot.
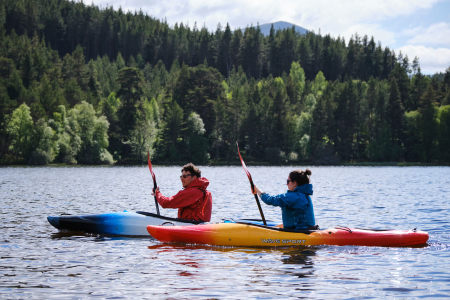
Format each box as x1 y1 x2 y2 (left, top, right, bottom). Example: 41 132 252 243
181 163 201 178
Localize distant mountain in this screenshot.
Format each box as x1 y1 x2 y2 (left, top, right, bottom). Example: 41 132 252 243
238 21 309 36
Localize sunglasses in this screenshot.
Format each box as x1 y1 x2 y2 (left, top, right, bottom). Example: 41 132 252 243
286 179 293 184
180 174 193 179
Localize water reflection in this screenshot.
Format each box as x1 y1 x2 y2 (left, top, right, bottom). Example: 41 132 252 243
50 231 92 239
280 247 320 280
148 244 321 280
147 243 270 254
281 247 319 265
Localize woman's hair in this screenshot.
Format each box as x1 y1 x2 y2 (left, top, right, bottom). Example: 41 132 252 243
289 169 311 186
182 163 201 178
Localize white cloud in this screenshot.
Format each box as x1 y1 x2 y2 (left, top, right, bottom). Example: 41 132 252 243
340 24 396 45
404 22 450 46
85 0 441 35
396 45 450 74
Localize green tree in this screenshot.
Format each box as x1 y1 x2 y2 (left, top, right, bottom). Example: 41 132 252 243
0 58 18 161
64 78 85 107
387 79 404 161
418 85 439 162
7 103 34 162
72 45 88 89
438 105 450 162
312 71 327 96
272 77 289 149
229 86 247 154
71 101 113 164
116 67 145 159
49 105 81 164
335 80 358 160
390 63 411 111
296 111 312 160
38 74 57 117
403 110 421 162
410 67 428 111
161 100 184 161
124 114 157 163
86 59 102 106
28 118 57 165
185 112 208 164
289 61 305 106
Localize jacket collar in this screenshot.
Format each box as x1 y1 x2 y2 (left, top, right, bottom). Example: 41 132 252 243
287 184 313 195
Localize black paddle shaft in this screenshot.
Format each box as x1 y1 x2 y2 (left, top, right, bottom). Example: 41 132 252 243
153 181 160 215
236 141 267 226
250 181 267 226
148 151 161 215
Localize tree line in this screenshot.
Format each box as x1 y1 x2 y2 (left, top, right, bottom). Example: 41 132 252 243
1 0 450 165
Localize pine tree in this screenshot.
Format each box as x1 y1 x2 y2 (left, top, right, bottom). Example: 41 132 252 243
72 45 88 89
418 85 438 161
161 100 184 160
387 78 404 161
114 67 145 160
410 67 428 111
438 105 450 162
0 78 17 160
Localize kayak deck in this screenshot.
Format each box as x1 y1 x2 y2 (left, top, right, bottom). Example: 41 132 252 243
147 222 429 247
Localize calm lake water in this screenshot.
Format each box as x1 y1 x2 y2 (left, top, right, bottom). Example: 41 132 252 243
1 166 449 299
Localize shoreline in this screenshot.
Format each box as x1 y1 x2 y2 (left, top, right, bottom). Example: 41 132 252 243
1 162 449 167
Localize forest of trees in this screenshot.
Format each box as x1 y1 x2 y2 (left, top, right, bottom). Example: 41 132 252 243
1 0 450 165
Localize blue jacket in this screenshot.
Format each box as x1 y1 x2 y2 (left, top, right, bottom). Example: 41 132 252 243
260 184 315 230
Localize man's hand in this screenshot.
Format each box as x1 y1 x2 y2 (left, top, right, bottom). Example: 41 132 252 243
151 186 160 196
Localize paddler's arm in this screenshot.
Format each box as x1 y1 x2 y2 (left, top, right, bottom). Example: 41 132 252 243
252 185 283 206
254 185 284 227
154 188 203 209
259 192 285 208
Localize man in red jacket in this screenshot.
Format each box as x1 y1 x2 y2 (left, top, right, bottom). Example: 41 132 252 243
151 163 212 222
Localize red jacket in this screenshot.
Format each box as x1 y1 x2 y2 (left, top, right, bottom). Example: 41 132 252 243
155 177 212 222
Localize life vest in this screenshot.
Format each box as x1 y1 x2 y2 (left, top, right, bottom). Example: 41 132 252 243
180 189 212 222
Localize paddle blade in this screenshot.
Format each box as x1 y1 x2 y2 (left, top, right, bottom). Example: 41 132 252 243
236 142 252 182
147 151 156 182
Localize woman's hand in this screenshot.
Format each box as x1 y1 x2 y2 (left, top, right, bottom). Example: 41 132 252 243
151 186 159 196
252 185 263 196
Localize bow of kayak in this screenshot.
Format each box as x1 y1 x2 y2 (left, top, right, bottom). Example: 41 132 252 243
47 211 202 236
147 223 429 247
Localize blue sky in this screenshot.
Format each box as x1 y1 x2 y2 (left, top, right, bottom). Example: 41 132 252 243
87 0 450 75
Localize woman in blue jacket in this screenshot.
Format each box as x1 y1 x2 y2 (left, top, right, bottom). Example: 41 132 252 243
253 169 316 230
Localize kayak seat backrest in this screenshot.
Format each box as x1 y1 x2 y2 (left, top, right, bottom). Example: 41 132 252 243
236 221 319 234
136 211 204 224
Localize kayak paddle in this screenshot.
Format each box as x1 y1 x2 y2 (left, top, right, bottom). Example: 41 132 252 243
236 142 267 225
147 151 160 215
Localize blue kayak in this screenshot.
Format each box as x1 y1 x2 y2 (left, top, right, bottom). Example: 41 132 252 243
47 211 203 236
47 211 277 237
